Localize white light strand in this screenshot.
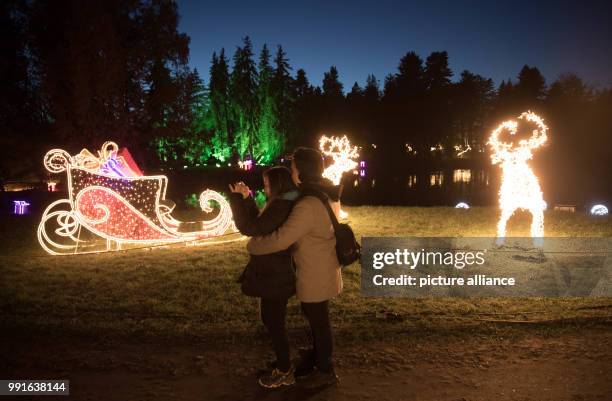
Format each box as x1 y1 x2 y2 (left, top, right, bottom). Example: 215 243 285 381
38 142 239 255
319 135 359 220
488 111 548 243
319 135 359 185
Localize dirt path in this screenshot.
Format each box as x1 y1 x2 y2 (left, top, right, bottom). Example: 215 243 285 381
2 328 610 401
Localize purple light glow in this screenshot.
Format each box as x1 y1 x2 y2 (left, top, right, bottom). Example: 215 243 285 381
14 200 30 215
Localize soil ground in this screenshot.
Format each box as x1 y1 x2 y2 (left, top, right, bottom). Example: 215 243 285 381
2 325 610 401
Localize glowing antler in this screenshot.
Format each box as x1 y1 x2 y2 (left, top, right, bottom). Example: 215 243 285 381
319 135 359 185
488 111 548 243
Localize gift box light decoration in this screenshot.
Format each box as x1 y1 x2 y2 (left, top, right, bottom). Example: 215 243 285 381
488 111 548 243
238 159 253 171
38 142 237 255
319 135 359 219
14 200 30 215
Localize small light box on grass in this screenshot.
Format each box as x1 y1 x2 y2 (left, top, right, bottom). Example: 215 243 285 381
13 200 30 215
554 204 576 212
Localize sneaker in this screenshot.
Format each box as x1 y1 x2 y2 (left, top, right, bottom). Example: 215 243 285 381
255 360 277 375
294 348 316 379
303 367 340 389
258 366 295 389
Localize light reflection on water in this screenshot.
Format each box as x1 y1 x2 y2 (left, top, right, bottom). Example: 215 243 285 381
430 171 444 187
344 168 495 206
453 169 471 183
407 175 417 188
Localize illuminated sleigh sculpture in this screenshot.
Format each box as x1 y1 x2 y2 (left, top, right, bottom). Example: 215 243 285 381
38 142 238 255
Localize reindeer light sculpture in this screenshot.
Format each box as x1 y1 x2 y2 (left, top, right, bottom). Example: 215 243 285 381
488 111 548 245
319 135 359 185
319 135 359 219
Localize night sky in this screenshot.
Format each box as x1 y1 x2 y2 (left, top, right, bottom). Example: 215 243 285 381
177 0 612 90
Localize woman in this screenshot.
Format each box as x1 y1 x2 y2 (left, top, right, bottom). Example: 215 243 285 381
247 147 342 388
228 166 299 389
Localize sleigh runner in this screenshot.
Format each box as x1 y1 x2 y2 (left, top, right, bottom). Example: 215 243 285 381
38 142 239 255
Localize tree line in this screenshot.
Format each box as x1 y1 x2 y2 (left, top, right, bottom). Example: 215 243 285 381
1 0 610 182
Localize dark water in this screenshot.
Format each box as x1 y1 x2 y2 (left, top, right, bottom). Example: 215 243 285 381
2 161 608 214
341 167 497 206
160 166 499 207
112 165 606 209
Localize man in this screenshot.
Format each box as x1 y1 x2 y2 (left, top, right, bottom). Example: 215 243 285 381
247 147 342 388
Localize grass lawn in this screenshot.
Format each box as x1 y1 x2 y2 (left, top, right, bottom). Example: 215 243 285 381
1 206 610 344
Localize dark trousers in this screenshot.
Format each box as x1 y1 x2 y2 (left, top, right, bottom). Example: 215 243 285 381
260 298 290 372
301 300 333 372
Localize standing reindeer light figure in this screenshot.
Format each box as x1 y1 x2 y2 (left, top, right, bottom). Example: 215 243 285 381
488 111 548 245
319 135 359 218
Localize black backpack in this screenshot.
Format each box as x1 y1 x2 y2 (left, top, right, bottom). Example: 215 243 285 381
302 189 361 267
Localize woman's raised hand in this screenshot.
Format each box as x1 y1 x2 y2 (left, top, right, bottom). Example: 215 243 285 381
229 182 251 199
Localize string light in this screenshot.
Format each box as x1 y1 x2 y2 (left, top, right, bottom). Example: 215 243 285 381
590 204 608 216
14 200 30 215
319 135 359 219
238 159 253 170
454 144 472 157
38 142 238 255
488 111 548 243
319 135 359 185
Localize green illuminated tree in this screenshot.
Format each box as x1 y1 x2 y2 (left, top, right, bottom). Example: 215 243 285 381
181 68 213 165
253 44 282 163
230 36 258 159
209 49 233 161
272 45 294 151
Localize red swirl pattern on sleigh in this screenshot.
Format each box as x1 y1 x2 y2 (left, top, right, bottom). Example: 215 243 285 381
38 142 238 255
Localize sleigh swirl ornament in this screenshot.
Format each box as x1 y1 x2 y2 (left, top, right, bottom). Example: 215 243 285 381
38 142 240 255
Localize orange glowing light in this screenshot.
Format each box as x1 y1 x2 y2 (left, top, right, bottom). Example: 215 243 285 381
488 111 548 244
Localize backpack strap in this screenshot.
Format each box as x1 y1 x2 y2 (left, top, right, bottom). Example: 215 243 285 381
300 188 340 232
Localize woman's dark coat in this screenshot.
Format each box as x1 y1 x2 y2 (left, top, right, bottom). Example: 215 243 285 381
229 192 298 299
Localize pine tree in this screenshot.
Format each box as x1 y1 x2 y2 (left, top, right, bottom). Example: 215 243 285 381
230 36 258 159
272 45 294 151
294 69 312 99
424 51 452 90
424 51 453 152
182 68 212 165
209 49 232 162
516 65 546 108
323 66 343 98
454 70 494 148
23 0 193 165
364 74 380 103
255 44 282 163
347 82 363 101
384 51 425 101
